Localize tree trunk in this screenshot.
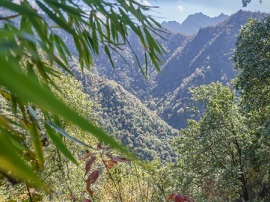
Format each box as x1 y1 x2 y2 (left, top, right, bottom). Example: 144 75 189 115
240 173 249 201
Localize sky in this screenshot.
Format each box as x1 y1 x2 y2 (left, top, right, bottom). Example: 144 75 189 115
138 0 270 23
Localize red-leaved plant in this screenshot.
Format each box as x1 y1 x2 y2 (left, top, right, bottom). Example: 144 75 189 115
167 193 195 202
72 142 130 201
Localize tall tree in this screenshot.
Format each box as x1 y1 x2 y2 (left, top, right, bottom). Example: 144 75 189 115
174 16 270 200
233 15 270 199
176 83 251 201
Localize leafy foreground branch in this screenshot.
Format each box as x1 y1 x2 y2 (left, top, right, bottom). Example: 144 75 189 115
0 0 164 189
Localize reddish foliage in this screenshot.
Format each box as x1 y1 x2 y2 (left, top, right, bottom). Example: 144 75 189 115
86 170 99 186
82 152 93 160
111 156 130 163
86 184 94 197
175 195 185 202
85 155 96 175
97 142 102 149
104 159 117 169
167 193 176 201
86 170 99 197
83 199 91 202
68 194 78 201
167 193 195 202
82 143 130 199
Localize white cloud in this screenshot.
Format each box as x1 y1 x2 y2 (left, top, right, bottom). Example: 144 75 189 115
177 0 184 13
136 0 152 6
177 5 184 13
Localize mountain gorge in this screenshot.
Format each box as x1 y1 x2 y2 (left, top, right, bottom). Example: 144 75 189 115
5 9 265 160
72 68 178 161
2 2 270 200
92 10 268 129
64 10 268 159
154 10 267 128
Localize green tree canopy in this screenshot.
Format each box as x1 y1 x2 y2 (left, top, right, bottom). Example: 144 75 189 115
173 16 270 200
174 81 270 201
233 16 270 133
233 17 270 96
175 83 250 201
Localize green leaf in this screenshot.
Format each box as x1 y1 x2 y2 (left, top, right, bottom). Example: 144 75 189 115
28 123 44 170
0 130 43 187
45 0 83 19
45 122 77 164
53 34 70 65
36 1 75 35
0 59 135 159
46 121 91 149
28 106 41 129
104 45 116 69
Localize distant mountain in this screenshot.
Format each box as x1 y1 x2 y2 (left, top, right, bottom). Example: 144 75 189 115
161 21 182 34
3 8 268 161
90 10 267 129
155 10 267 128
161 12 229 35
92 30 188 100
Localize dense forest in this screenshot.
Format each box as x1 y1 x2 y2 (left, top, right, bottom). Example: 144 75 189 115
0 0 270 201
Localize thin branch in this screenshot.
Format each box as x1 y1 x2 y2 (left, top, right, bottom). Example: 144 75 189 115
0 14 21 21
100 153 124 202
26 184 33 202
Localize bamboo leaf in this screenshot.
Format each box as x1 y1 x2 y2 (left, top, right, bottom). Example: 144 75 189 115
28 106 41 129
45 122 77 164
0 130 43 187
45 0 83 18
36 1 75 35
28 123 44 169
0 59 134 159
46 121 91 149
104 45 116 69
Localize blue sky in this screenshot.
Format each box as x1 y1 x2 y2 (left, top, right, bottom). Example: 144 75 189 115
141 0 270 22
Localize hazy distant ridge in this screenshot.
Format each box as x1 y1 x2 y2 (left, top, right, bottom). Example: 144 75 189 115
161 12 229 34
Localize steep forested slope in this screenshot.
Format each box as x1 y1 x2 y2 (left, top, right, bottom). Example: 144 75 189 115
93 31 188 100
153 10 267 128
4 9 266 157
72 66 178 161
73 11 268 130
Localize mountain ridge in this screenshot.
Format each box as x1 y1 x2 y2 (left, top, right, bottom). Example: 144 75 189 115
90 10 268 130
161 12 229 34
155 10 268 128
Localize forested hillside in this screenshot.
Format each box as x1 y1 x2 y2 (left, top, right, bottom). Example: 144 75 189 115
55 10 268 147
91 10 267 129
8 8 265 130
155 10 267 128
72 66 178 161
1 0 270 201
